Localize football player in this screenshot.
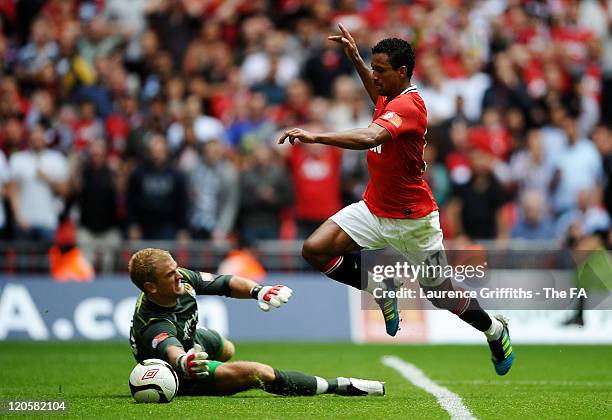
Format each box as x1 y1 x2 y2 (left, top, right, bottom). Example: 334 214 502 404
128 248 385 396
278 24 514 375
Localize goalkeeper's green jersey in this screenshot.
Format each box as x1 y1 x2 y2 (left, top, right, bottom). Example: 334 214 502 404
129 268 232 363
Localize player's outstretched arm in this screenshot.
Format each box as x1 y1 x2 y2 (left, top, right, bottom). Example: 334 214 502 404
328 23 378 104
278 123 391 150
228 275 293 311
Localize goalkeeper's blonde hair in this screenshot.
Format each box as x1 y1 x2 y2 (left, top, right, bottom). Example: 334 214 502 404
128 248 172 291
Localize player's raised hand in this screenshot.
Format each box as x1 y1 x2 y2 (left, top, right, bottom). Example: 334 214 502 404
277 128 316 145
328 23 359 61
176 344 209 379
257 285 293 312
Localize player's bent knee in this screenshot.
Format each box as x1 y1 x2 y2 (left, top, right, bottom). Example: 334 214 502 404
303 227 343 266
301 236 319 260
302 237 326 268
219 339 235 362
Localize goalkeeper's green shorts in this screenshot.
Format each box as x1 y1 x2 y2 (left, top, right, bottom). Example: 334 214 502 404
178 328 225 395
194 327 224 361
178 360 223 395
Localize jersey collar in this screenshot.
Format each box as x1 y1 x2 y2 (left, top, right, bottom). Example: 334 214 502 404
400 85 418 95
145 294 178 310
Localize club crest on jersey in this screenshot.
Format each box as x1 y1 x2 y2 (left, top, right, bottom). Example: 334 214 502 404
382 111 402 128
184 283 196 297
151 332 169 349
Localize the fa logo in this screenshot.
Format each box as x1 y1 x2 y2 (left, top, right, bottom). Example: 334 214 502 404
142 368 159 380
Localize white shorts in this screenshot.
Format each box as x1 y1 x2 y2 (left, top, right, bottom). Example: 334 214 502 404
330 200 446 286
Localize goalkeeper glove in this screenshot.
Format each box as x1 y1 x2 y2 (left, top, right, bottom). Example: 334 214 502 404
252 285 293 311
176 344 209 379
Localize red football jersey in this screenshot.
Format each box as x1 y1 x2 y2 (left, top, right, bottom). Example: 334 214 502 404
363 86 438 219
288 144 343 221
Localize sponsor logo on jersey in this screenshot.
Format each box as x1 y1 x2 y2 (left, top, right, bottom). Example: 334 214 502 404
142 368 159 380
382 111 402 128
151 332 169 349
183 311 198 341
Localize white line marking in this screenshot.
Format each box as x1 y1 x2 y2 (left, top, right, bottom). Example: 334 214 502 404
381 355 476 420
438 379 612 387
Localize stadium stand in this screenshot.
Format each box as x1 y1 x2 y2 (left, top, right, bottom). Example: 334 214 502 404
0 0 610 274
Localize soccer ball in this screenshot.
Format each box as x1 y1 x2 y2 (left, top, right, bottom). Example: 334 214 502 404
129 359 179 403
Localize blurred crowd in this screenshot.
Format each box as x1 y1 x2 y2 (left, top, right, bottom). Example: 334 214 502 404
0 0 611 271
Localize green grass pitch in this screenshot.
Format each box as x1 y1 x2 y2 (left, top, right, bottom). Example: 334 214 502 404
1 342 611 419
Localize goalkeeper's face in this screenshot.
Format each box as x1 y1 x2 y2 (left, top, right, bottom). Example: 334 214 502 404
152 257 185 299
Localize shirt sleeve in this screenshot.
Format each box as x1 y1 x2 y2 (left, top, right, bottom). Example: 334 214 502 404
373 98 418 140
141 320 183 362
178 267 232 296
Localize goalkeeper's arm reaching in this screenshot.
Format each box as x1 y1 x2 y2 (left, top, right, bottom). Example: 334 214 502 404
179 267 293 312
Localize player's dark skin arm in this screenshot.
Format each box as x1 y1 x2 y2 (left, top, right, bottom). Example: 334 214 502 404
328 23 378 104
278 123 391 150
278 123 392 269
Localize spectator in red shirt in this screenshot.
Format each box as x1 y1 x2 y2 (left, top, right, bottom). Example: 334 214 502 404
468 107 512 161
287 142 342 239
73 98 104 156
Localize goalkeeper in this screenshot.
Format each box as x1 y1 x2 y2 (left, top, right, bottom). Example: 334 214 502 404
128 248 384 397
